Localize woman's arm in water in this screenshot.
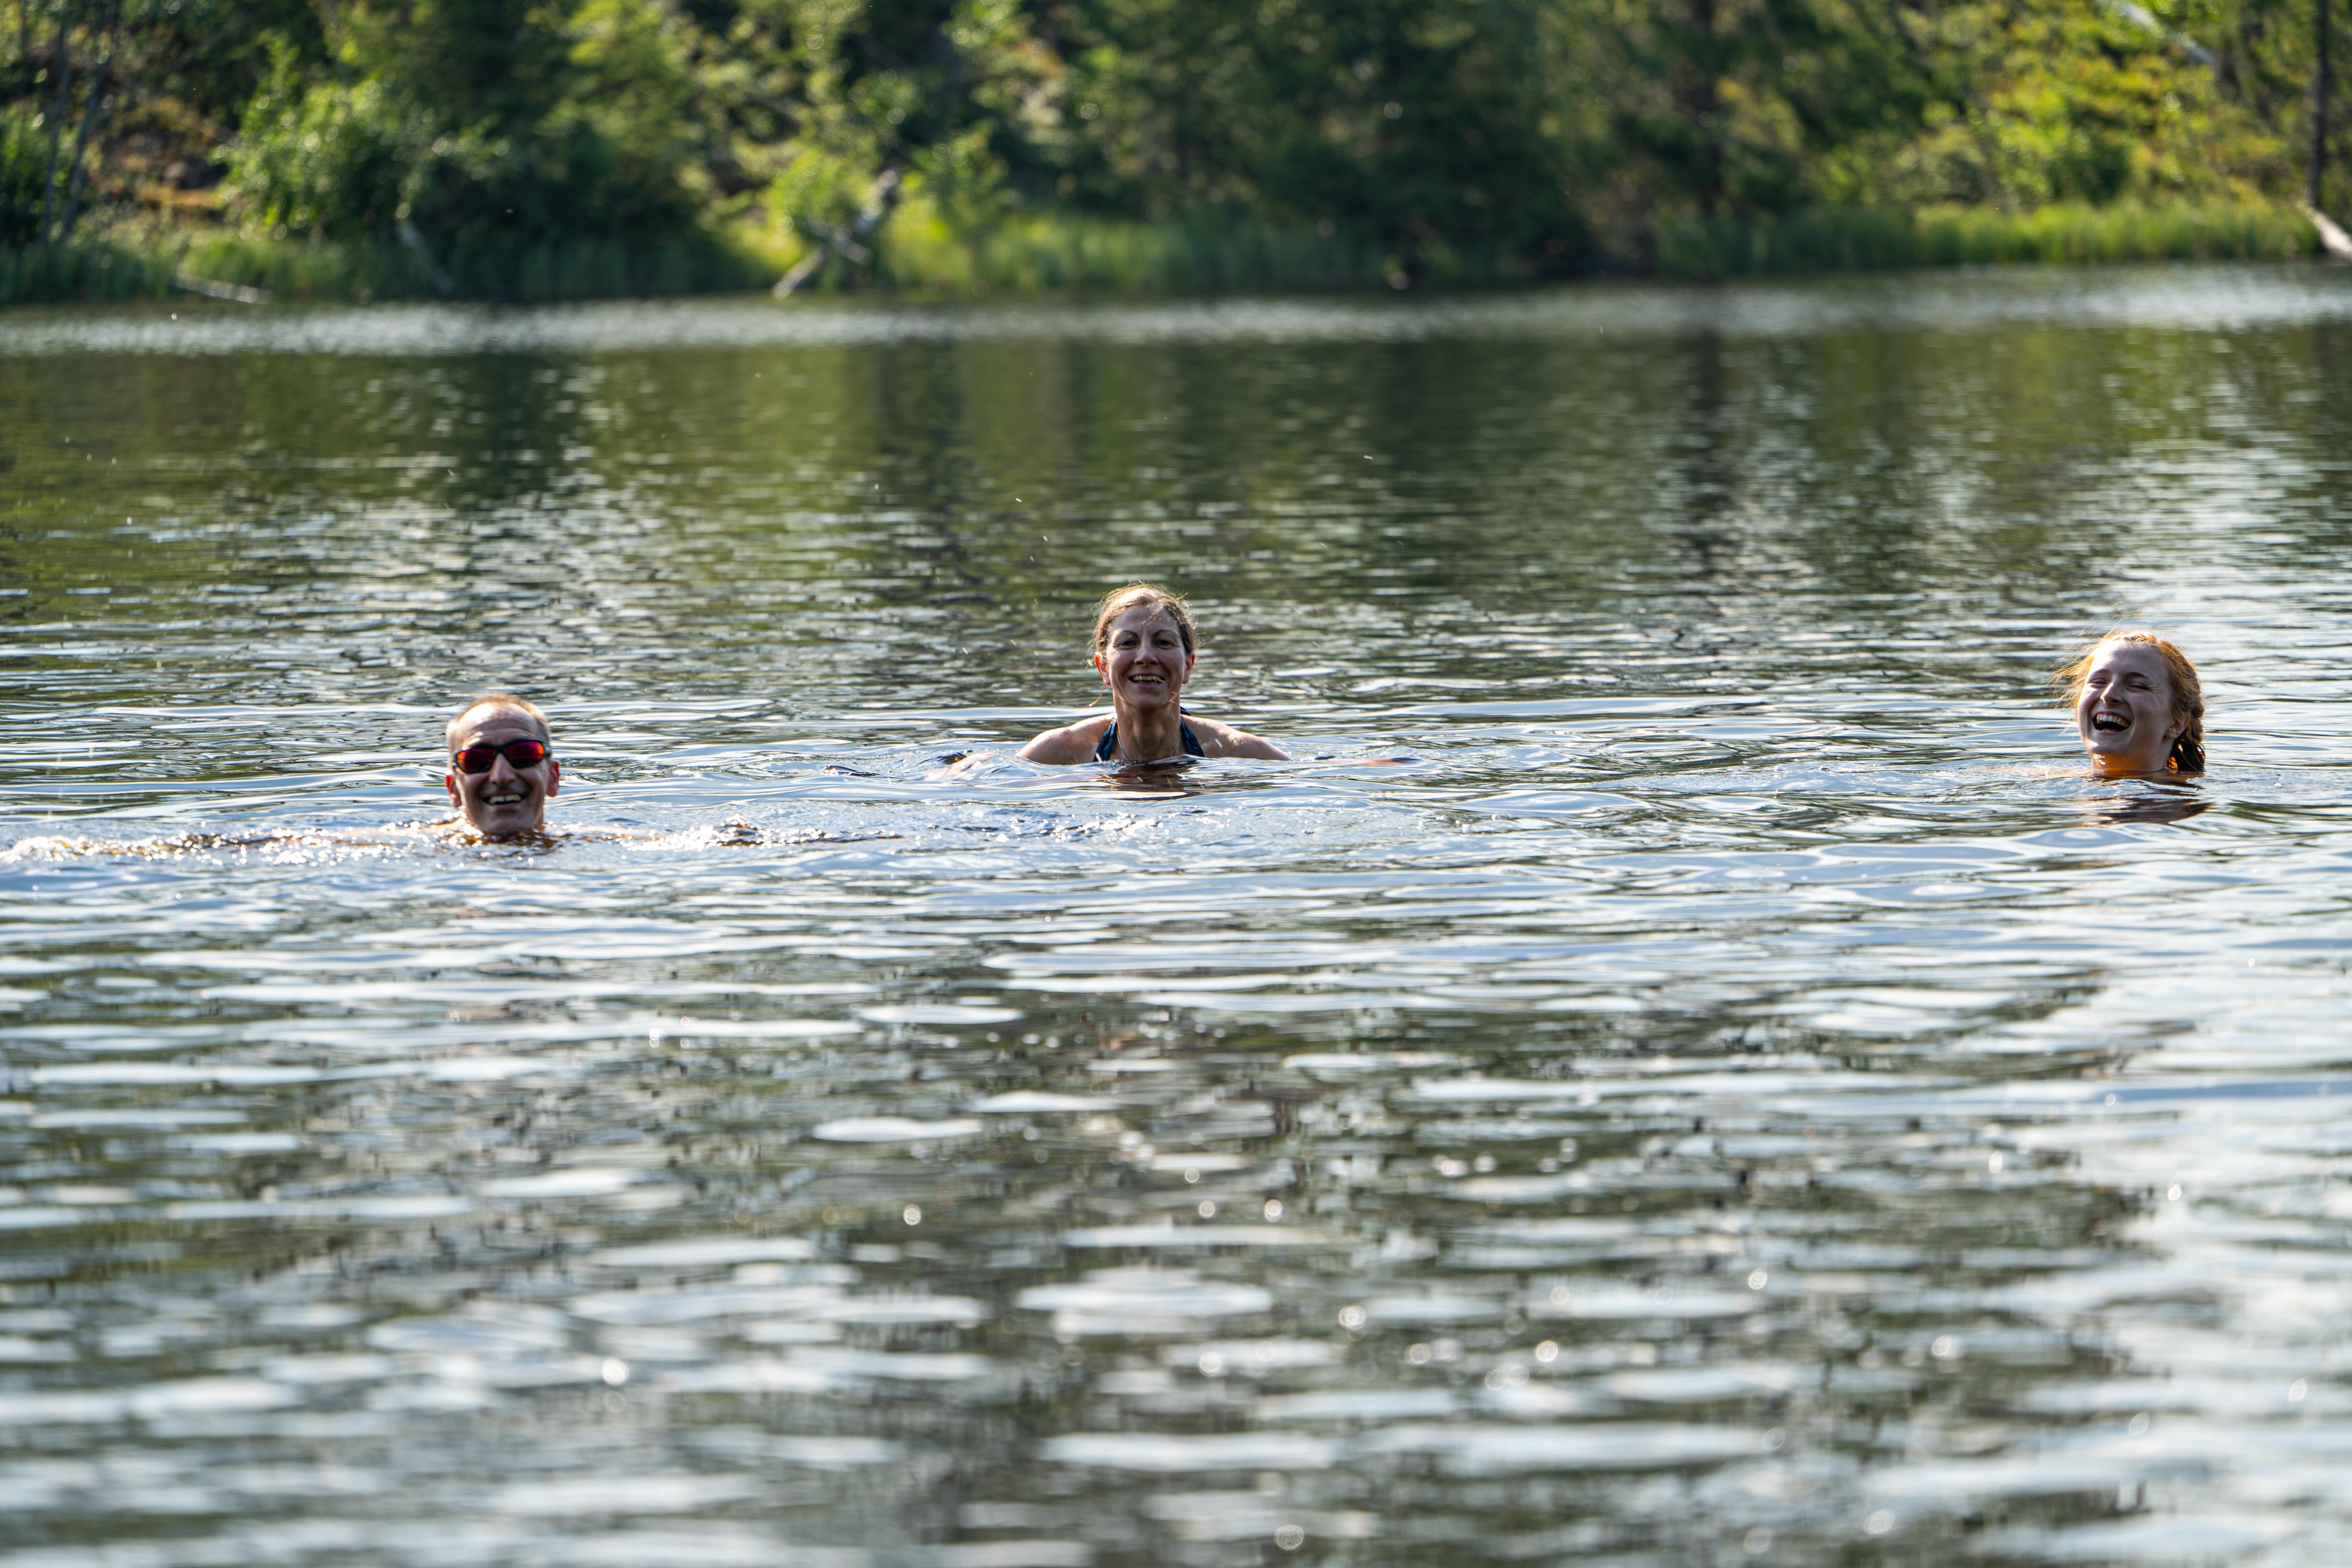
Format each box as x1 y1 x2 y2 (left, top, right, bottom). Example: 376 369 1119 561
1185 716 1290 761
1017 716 1114 765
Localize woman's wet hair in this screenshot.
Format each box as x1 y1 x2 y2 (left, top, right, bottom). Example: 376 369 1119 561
2057 630 2205 771
1093 582 1197 655
446 692 552 751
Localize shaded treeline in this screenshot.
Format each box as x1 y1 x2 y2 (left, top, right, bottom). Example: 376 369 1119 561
0 0 2343 293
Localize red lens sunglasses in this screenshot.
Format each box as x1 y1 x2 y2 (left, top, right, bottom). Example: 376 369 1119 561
451 738 552 774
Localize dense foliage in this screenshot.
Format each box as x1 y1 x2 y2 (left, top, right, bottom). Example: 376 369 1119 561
0 0 2343 282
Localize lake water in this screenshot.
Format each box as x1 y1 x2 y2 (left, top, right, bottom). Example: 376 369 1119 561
3 265 2350 1566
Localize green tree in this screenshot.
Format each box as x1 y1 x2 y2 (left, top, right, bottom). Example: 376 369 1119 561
229 0 705 249
5 0 2343 284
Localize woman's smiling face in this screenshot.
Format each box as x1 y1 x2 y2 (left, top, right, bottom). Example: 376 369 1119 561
2075 639 2184 773
1096 604 1194 710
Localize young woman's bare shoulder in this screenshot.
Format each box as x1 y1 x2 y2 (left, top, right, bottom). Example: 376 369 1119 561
1190 717 1289 761
1018 715 1114 765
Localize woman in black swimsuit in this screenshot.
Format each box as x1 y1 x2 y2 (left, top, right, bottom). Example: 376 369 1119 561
1018 583 1288 765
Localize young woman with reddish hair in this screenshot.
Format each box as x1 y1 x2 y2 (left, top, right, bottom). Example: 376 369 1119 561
2060 630 2206 777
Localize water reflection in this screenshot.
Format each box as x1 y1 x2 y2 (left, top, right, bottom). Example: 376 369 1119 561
1082 761 1212 800
2 267 2351 1564
2077 786 2211 827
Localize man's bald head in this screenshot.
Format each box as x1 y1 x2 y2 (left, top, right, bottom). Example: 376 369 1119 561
446 693 551 753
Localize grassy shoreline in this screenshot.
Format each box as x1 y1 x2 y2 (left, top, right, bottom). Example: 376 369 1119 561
0 232 777 308
1655 202 2322 278
0 202 2327 309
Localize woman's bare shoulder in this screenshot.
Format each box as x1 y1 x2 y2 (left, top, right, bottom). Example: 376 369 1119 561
1187 716 1289 761
1018 714 1115 764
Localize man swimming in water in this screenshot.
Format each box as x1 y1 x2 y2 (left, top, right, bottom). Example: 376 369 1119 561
445 693 561 838
434 695 894 847
10 693 897 858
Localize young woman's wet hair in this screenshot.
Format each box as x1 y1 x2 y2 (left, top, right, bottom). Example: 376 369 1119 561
2057 630 2205 772
1092 582 1197 656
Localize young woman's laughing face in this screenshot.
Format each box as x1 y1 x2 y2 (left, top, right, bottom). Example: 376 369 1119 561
2074 638 2185 775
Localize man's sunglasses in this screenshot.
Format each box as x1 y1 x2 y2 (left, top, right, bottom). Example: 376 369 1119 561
451 738 552 774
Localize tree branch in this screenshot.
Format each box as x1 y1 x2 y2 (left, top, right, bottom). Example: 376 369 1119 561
55 0 119 244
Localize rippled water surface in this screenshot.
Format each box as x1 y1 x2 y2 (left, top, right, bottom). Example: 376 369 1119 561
5 265 2352 1566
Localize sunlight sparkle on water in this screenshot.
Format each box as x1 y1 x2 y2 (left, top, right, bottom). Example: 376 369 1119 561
2 265 2351 1564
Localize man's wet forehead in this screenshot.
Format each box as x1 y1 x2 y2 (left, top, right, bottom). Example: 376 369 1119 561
453 706 545 740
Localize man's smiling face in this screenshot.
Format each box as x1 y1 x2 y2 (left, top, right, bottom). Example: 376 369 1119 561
444 705 559 837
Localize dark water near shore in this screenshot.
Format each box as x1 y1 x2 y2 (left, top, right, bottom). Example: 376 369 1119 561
3 266 2351 1566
